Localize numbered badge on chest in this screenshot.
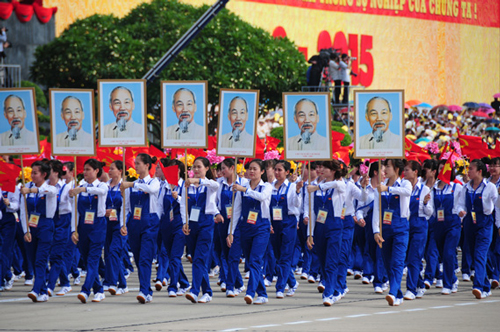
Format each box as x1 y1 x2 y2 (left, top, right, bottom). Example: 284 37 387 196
28 212 40 228
225 205 232 219
247 210 258 225
133 206 142 220
316 209 328 224
272 206 283 221
169 209 174 222
84 211 95 224
109 209 118 221
437 209 444 222
190 206 201 222
383 210 393 225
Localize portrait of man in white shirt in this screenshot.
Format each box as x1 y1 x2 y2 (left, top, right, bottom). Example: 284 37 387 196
0 94 36 147
358 96 400 150
288 98 328 151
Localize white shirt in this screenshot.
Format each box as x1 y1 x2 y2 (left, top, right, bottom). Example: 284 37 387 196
345 179 363 216
230 180 273 234
271 179 302 220
459 179 498 217
304 179 346 236
2 184 20 213
488 177 500 228
329 60 342 81
215 176 249 212
56 179 74 215
372 178 412 233
71 179 108 232
21 181 58 233
409 182 433 219
125 175 160 216
102 118 143 139
288 131 329 151
430 181 463 217
0 127 37 146
219 131 253 149
56 130 93 147
157 179 184 220
166 122 205 140
358 130 400 150
356 182 377 221
107 179 125 227
339 60 350 82
180 178 219 224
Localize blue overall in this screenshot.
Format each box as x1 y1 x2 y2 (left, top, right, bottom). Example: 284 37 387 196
0 192 17 286
25 189 54 295
433 184 461 289
160 183 190 293
47 184 72 291
186 186 214 297
313 189 343 298
104 184 127 289
380 187 409 300
127 181 160 297
464 182 493 292
217 183 244 292
77 188 106 295
239 187 270 298
487 181 500 283
337 214 355 295
406 185 428 295
10 220 34 280
270 183 298 293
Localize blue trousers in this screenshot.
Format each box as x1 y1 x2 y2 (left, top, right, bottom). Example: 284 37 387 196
9 222 33 280
351 224 365 272
337 216 355 293
434 218 461 289
380 224 409 299
264 243 276 282
186 217 214 296
104 219 127 288
464 217 493 292
314 219 343 298
214 221 228 283
424 224 442 283
47 213 71 290
487 226 500 281
25 218 54 295
224 225 244 292
365 219 387 288
160 218 186 292
78 218 106 295
294 219 311 274
0 215 16 285
406 217 428 294
270 218 297 292
128 214 159 296
240 224 270 298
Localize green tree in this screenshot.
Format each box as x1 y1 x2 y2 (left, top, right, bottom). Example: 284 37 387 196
31 0 307 110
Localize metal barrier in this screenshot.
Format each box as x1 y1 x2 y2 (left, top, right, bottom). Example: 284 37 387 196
0 64 21 87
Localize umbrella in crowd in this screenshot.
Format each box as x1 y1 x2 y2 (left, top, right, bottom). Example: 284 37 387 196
448 105 462 112
472 111 489 118
486 118 500 124
430 104 449 112
407 99 421 106
494 93 500 98
485 127 500 132
416 102 432 108
463 101 480 108
479 103 491 108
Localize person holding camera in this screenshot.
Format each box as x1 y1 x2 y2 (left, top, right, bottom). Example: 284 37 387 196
329 54 342 104
0 27 7 59
339 54 352 105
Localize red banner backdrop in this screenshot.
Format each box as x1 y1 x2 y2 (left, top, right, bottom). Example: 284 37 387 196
243 0 500 28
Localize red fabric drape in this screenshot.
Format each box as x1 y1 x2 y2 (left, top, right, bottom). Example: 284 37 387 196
33 3 57 24
0 2 15 20
14 3 34 23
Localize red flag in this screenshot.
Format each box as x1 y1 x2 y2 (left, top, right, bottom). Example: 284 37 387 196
208 135 217 150
437 156 454 185
331 131 345 151
159 164 179 185
255 138 266 159
459 134 487 160
265 136 281 151
149 163 157 178
124 147 149 169
149 144 165 160
0 160 20 192
332 146 351 164
404 137 428 154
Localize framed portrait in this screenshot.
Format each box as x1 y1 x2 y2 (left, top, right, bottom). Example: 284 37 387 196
216 89 259 158
98 79 147 147
283 92 332 161
0 88 40 155
161 81 208 149
49 89 96 156
353 90 405 159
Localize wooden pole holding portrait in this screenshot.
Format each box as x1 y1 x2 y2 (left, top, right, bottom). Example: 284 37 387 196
20 156 30 234
353 89 406 249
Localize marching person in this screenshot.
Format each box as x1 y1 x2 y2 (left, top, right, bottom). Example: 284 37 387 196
70 159 108 303
46 160 74 297
305 160 346 306
459 159 498 299
230 159 272 305
103 160 128 295
488 158 500 289
182 157 220 304
431 160 463 295
20 161 58 302
373 159 411 306
269 160 302 298
0 179 20 291
215 158 246 297
403 160 433 300
121 154 160 304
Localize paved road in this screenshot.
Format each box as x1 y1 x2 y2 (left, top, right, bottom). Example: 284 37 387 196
0 260 498 332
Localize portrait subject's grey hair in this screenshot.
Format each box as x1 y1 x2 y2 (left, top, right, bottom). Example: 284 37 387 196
3 94 26 112
294 98 318 116
60 96 84 114
172 88 196 106
365 96 392 115
229 96 248 113
109 86 134 104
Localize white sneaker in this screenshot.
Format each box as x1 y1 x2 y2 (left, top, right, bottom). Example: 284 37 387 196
374 286 383 294
264 279 272 287
341 288 349 298
332 294 342 304
185 292 198 303
386 294 396 306
13 272 25 281
347 269 354 276
323 295 333 306
80 270 87 277
47 288 53 297
416 288 426 298
24 279 34 286
285 284 289 291
435 279 443 288
235 285 245 295
198 293 212 303
36 294 49 302
226 290 235 297
168 290 177 297
308 275 316 283
394 297 403 306
209 266 219 278
144 294 153 303
244 271 250 279
73 276 81 285
295 267 303 275
403 267 408 276
177 287 189 296
472 288 484 299
491 280 499 289
4 278 14 290
441 288 451 295
162 278 168 287
124 269 131 279
452 280 459 293
382 281 389 292
404 290 415 300
254 296 268 304
424 280 432 289
276 291 284 299
115 287 128 295
108 285 117 295
272 276 278 282
56 286 72 296
301 272 308 280
244 294 253 304
220 282 227 292
92 292 105 302
27 291 38 302
286 282 299 297
77 292 88 303
354 271 363 279
103 285 109 291
462 273 471 282
137 292 148 304
362 276 371 284
155 280 162 291
317 282 325 293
